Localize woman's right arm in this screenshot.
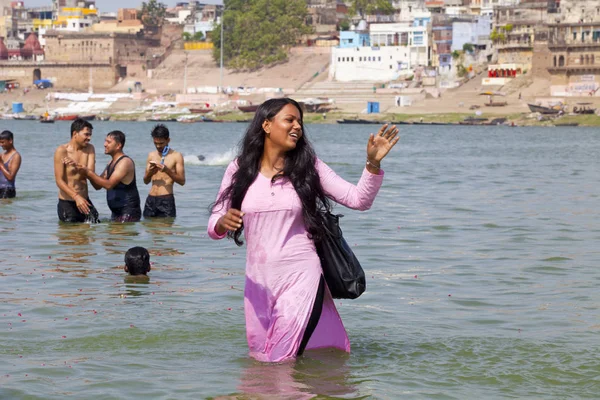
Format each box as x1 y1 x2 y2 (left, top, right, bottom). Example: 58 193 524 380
207 161 238 240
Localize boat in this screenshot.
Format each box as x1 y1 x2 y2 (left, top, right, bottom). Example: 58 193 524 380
97 115 111 121
55 115 78 121
528 103 561 115
189 108 213 114
336 118 382 124
238 104 259 113
459 117 489 125
40 118 55 123
148 116 176 122
572 103 596 114
554 122 579 126
13 114 38 120
79 115 96 121
484 101 508 107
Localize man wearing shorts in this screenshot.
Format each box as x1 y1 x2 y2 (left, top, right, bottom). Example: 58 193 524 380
53 119 100 223
142 124 186 218
0 130 21 198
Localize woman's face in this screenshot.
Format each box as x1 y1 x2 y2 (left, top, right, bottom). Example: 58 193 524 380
263 104 303 152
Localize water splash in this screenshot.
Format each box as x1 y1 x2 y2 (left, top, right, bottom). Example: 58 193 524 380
183 148 235 166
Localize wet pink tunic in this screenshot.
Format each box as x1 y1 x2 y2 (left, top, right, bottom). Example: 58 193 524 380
208 158 384 363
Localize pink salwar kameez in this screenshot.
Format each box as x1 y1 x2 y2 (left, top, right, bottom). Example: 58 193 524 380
208 158 384 363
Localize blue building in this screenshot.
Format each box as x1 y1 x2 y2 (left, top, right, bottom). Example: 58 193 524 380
339 30 370 48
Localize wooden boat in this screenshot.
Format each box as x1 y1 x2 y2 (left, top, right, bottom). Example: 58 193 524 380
484 101 508 107
336 118 382 124
238 104 259 113
79 115 96 121
528 103 561 115
40 118 55 123
554 122 579 126
459 117 489 125
189 108 213 114
13 114 37 120
97 115 111 121
148 116 176 122
55 115 78 121
572 103 596 114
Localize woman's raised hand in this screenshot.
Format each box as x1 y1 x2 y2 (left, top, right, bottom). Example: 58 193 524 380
366 124 399 165
216 208 245 235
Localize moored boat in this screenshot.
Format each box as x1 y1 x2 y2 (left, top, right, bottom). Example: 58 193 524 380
336 118 382 124
55 115 78 121
238 104 259 113
79 114 96 121
189 108 213 114
528 103 561 115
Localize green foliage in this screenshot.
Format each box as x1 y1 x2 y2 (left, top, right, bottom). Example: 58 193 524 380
490 29 498 41
339 19 351 31
462 43 474 53
504 24 513 32
182 32 191 41
212 0 313 71
138 0 166 27
451 50 461 60
456 64 467 77
193 31 204 41
349 0 395 18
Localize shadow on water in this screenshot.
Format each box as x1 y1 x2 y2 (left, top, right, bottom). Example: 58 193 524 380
122 276 151 297
101 221 140 255
216 349 358 399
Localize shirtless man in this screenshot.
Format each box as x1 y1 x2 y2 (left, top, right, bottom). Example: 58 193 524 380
142 124 186 218
53 119 100 223
0 130 22 199
68 130 141 222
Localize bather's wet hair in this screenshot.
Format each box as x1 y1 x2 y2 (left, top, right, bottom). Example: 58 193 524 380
107 130 126 148
211 97 331 246
0 130 13 141
124 246 151 275
151 124 170 139
70 118 93 137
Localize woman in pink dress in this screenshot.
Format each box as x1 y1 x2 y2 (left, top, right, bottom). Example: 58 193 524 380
208 98 399 363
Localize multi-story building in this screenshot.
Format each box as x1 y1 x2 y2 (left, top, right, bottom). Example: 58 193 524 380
52 0 98 31
546 0 600 96
330 20 431 81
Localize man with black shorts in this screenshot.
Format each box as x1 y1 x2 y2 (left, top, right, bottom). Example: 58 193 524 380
0 130 21 198
53 119 100 223
68 131 141 222
142 124 186 218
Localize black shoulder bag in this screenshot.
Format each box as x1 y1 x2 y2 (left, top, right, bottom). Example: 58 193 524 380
316 212 366 299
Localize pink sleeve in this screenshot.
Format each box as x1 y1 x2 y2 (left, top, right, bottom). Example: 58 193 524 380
316 158 384 211
207 160 238 240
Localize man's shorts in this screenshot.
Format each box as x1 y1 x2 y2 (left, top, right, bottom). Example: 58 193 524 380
111 206 141 223
0 187 15 198
143 194 176 218
57 198 100 223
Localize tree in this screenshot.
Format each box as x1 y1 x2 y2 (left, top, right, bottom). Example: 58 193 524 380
193 31 204 41
349 0 395 18
462 43 474 53
182 32 192 41
504 24 513 32
212 0 313 70
451 50 461 60
339 19 351 31
138 0 166 27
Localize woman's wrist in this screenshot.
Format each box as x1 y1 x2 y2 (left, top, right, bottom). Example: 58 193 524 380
366 158 380 168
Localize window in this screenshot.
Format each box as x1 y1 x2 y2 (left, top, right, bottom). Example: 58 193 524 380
351 57 354 62
348 39 353 43
337 57 340 62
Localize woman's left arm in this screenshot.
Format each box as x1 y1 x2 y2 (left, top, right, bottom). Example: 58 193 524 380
319 124 399 211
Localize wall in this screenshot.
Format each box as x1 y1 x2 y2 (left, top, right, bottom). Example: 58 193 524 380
0 63 117 89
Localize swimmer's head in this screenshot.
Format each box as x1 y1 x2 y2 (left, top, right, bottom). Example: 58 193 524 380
0 130 13 150
151 124 170 153
105 130 126 155
124 246 151 275
70 119 93 138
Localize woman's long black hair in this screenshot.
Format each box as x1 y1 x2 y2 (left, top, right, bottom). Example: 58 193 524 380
211 98 331 246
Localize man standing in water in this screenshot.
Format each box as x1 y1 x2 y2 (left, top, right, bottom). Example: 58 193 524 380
0 130 21 198
70 131 141 222
142 124 185 218
54 119 100 222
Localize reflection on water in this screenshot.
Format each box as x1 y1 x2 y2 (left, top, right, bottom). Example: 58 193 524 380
52 223 97 269
102 222 140 255
230 349 356 399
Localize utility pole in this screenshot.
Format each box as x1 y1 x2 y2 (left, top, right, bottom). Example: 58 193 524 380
219 7 224 92
183 51 188 94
